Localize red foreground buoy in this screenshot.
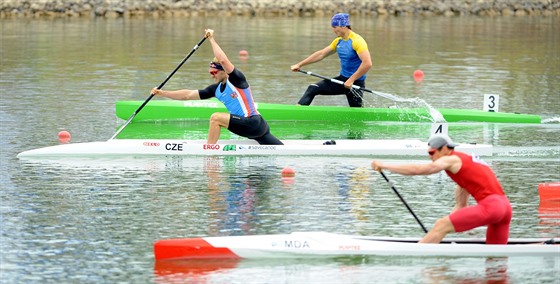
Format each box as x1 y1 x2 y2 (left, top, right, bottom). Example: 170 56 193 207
281 167 295 178
538 182 560 202
58 130 71 143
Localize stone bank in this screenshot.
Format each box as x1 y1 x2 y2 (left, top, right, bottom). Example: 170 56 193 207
1 0 558 18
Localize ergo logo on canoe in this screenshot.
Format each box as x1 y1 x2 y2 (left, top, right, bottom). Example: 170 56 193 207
203 144 220 150
143 142 160 146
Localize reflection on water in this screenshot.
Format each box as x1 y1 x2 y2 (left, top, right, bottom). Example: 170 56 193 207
152 255 560 284
421 257 510 284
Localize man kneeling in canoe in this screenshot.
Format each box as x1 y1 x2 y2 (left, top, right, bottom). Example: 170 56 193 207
372 134 512 244
152 29 283 145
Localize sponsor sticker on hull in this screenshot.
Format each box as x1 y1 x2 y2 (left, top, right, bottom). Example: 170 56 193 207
203 144 220 150
247 146 277 150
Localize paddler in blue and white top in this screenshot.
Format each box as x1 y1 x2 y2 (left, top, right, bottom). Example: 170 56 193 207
291 13 372 107
152 29 283 145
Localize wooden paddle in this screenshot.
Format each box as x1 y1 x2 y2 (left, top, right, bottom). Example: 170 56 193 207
297 69 414 103
379 170 428 233
109 36 207 140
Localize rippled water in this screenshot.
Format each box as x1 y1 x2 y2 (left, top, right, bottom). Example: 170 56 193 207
1 15 559 283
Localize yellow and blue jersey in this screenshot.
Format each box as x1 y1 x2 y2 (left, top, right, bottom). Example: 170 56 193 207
329 31 369 80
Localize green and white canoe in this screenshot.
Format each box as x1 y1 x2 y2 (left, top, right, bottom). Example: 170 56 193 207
115 100 541 124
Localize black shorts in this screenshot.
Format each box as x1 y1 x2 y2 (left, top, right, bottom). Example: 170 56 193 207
228 114 270 139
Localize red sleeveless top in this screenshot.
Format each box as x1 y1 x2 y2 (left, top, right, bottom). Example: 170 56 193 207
445 151 505 202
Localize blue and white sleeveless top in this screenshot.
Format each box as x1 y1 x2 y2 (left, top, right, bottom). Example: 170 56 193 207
215 79 259 117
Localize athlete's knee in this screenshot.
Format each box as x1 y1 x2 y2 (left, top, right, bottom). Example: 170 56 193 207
209 113 219 125
305 84 320 91
432 216 455 234
304 84 320 96
298 85 319 105
209 113 228 127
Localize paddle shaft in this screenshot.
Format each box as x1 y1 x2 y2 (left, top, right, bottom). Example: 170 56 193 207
109 36 207 140
297 70 411 102
379 171 428 233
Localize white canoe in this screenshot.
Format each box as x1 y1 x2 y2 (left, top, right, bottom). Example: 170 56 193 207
17 139 492 158
154 231 559 260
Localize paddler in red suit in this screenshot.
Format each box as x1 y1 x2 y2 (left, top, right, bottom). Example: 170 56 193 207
372 134 512 244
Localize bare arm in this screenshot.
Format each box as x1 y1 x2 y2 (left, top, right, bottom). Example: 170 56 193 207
151 88 201 100
344 49 372 88
291 46 336 71
452 186 469 212
205 29 234 74
371 155 461 176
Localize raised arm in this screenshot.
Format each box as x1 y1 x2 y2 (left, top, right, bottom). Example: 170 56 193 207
205 29 234 74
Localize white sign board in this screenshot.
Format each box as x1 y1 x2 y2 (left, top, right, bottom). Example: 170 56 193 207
483 94 500 112
431 123 448 136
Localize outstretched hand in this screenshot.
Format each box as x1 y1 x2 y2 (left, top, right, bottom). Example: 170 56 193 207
371 160 383 172
151 87 162 96
205 29 214 39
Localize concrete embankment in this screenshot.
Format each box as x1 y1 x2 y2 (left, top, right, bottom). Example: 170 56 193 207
1 0 558 18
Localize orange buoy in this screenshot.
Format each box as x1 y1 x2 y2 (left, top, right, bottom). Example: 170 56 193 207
413 69 424 83
538 182 560 202
281 167 295 178
58 130 71 143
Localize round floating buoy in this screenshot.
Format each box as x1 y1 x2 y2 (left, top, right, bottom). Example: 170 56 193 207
239 50 249 61
281 167 295 178
58 130 71 143
538 182 560 202
413 69 424 83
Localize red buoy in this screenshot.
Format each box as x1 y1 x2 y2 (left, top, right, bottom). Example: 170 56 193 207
538 182 560 202
58 130 71 143
281 167 295 178
413 69 424 82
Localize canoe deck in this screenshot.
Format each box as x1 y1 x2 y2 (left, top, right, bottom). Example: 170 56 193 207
154 232 559 260
16 138 493 158
115 100 541 124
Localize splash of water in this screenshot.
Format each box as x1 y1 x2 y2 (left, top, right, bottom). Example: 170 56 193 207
365 89 446 123
542 116 560 124
408 97 446 123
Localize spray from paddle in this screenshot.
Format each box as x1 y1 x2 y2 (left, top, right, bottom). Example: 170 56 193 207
402 97 446 123
297 70 446 123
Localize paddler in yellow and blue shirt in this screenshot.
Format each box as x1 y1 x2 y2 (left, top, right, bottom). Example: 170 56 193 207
291 13 372 107
152 29 283 145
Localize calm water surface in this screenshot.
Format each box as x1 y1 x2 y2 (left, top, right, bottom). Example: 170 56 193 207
1 15 559 283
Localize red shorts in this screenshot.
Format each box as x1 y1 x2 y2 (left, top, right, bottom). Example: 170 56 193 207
449 194 512 244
